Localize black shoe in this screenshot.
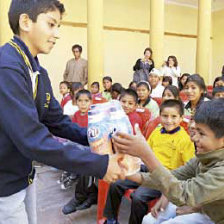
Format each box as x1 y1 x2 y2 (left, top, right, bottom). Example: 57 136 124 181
76 198 97 211
62 198 83 215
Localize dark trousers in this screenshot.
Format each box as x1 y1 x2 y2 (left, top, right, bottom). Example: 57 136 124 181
75 176 98 202
103 179 161 224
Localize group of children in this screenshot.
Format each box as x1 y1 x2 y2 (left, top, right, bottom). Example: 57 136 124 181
58 72 224 224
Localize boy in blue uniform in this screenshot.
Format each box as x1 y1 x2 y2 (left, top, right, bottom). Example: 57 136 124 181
0 1 124 223
113 99 224 224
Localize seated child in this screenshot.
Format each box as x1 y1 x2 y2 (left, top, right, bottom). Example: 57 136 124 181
63 90 98 214
103 99 195 224
137 81 159 119
63 82 83 118
162 76 172 87
129 81 137 91
213 76 224 88
119 88 143 133
102 76 112 101
111 83 124 100
59 81 71 108
90 81 103 98
212 86 224 99
162 85 180 102
113 99 224 224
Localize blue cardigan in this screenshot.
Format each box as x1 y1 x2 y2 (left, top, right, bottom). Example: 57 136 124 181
0 36 108 197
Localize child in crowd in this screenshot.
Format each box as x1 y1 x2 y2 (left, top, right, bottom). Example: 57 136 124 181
102 76 112 101
178 73 190 91
213 76 224 88
63 89 98 215
184 74 209 116
114 99 224 224
104 99 195 224
119 89 143 133
59 81 71 108
63 82 83 118
212 86 224 99
72 89 92 127
160 56 181 87
137 81 159 119
148 68 164 98
111 83 124 100
90 81 102 98
129 81 137 91
162 76 172 87
162 85 180 102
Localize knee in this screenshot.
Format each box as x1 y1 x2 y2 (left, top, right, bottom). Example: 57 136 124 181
131 191 145 205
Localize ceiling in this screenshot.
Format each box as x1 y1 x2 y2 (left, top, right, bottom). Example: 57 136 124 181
165 0 224 11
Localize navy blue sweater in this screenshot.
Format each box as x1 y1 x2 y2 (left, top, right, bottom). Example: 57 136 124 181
0 37 108 197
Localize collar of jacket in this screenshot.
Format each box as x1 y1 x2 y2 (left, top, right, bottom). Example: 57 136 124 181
160 126 181 134
13 36 41 73
197 148 224 166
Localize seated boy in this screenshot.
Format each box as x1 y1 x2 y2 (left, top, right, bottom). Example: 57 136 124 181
212 86 224 99
113 99 224 224
103 99 195 224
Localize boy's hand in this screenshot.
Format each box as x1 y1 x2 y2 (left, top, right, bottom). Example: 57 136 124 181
103 154 126 183
151 195 169 218
112 124 150 159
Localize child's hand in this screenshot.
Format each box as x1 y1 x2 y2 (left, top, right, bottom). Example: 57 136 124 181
112 124 150 159
151 195 169 218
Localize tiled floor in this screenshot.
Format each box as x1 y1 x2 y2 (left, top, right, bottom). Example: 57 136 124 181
36 165 130 224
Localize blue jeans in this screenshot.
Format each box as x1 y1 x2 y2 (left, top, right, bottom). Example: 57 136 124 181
142 202 214 224
0 179 37 224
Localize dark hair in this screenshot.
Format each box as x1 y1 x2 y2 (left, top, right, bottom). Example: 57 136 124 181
213 76 224 88
160 99 184 116
212 86 224 96
194 99 224 138
111 83 124 94
144 47 153 59
60 81 70 88
162 85 180 100
75 89 92 101
103 76 112 82
72 44 82 53
129 81 137 90
70 82 83 96
185 74 206 93
8 0 65 35
179 73 190 90
166 55 178 67
91 81 100 89
162 76 173 85
119 88 138 104
136 81 151 92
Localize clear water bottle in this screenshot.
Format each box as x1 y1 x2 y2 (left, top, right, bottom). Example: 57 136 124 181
87 109 112 155
109 101 141 176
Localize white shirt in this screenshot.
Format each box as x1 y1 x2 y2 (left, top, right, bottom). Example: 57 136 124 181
63 100 79 116
151 84 165 98
161 66 181 87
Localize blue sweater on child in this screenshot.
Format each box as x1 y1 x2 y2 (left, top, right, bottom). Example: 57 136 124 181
0 36 108 197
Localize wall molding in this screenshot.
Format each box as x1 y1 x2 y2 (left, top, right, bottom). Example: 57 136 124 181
61 21 213 39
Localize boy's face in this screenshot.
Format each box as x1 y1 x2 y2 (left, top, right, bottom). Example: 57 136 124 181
162 81 170 87
103 80 112 90
91 84 99 94
148 75 160 88
72 48 81 59
192 123 224 154
22 10 61 56
214 92 224 99
160 107 182 132
120 95 137 114
59 83 69 95
76 94 91 114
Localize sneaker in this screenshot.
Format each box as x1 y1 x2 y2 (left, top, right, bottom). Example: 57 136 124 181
62 197 83 215
60 178 74 190
57 171 70 184
76 198 97 211
104 219 119 224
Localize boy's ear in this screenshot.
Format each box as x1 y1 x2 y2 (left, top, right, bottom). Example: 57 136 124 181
19 14 33 33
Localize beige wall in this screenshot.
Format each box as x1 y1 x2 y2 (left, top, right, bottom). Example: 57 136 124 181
212 9 224 81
